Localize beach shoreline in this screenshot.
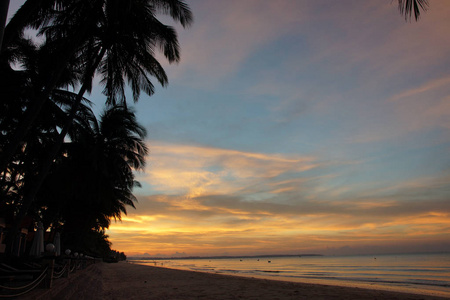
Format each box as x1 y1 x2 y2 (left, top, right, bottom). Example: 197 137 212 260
24 261 450 299
199 269 450 299
131 253 450 299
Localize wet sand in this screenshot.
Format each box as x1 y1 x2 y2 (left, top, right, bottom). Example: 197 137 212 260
24 261 449 299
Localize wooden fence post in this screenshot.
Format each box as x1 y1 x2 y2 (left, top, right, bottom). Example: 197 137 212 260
42 257 55 289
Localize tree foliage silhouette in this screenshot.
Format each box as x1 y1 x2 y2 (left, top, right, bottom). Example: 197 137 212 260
0 0 192 256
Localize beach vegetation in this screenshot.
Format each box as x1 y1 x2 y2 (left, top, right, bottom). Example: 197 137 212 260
0 0 192 259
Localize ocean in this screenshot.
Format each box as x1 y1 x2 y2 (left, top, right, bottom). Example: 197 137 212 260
130 253 450 298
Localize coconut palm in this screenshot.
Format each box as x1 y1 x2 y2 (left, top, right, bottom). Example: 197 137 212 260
36 106 147 251
1 35 86 201
3 0 191 254
0 0 192 175
0 34 95 253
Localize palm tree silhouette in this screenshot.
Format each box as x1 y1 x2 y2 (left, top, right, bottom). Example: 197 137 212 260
0 36 96 254
2 0 192 253
36 106 147 252
0 0 192 177
0 36 91 213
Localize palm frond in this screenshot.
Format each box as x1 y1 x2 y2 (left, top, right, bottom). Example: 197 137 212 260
398 0 429 21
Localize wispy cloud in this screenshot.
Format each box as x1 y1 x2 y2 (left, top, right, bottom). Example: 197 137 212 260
163 0 308 88
108 140 450 256
139 141 322 199
105 1 450 256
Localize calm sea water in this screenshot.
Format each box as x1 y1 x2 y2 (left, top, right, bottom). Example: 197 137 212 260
131 253 450 297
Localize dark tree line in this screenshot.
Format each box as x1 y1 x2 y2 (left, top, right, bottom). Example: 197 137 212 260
0 0 192 258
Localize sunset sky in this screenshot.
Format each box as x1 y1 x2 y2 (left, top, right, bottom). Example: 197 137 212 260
8 1 450 257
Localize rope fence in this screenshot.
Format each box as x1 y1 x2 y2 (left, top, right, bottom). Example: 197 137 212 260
52 264 67 279
0 267 48 298
69 262 76 273
0 257 98 298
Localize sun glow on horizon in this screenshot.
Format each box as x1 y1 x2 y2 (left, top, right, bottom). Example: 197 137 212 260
107 140 450 256
102 1 450 257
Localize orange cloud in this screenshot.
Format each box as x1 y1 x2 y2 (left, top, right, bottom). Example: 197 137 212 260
106 1 450 256
138 141 321 199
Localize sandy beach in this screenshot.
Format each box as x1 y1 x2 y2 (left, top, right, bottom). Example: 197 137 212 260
21 261 449 300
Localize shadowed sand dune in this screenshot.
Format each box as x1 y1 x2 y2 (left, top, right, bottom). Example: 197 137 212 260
23 261 448 299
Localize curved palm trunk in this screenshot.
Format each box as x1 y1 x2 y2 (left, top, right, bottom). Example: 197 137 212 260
0 7 96 174
5 47 107 255
0 57 73 173
1 0 44 52
0 0 9 50
0 70 64 164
